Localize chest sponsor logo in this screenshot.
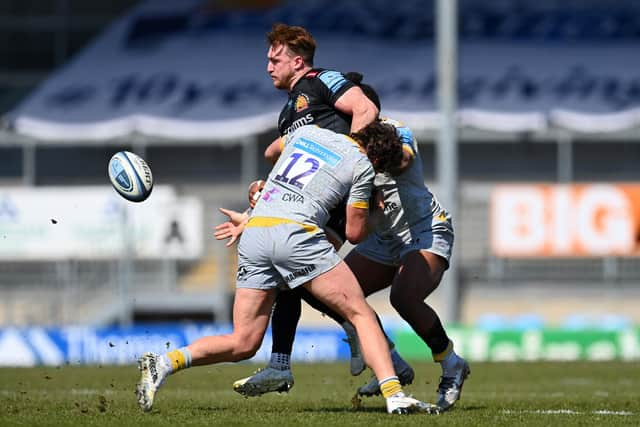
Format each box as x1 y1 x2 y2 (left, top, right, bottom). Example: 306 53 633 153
282 193 304 204
383 201 399 214
295 93 310 112
285 113 314 134
261 187 280 202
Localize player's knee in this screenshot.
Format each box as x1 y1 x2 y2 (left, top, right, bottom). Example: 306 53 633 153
389 287 410 313
232 334 262 360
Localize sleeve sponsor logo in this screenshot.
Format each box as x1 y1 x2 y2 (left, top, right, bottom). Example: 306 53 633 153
318 70 348 94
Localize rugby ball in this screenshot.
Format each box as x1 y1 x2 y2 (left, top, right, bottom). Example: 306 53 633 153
108 151 153 202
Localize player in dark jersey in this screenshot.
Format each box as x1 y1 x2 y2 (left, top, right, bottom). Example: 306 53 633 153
240 24 411 388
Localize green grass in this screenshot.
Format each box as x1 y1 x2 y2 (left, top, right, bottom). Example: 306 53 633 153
0 361 638 426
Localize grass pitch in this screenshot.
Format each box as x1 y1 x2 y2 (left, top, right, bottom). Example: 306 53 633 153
1 361 638 426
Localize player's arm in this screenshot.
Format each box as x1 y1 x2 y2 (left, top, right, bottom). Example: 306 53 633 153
345 204 369 244
264 136 285 164
395 145 415 175
386 120 418 176
344 158 376 244
334 86 379 132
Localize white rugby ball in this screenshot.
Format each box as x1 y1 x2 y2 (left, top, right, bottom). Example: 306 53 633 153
108 151 153 202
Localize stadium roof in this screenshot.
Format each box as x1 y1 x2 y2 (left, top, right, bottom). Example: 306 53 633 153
4 0 640 143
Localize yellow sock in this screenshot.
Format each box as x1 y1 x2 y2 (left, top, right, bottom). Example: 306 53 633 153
432 341 453 362
165 347 191 373
379 376 403 398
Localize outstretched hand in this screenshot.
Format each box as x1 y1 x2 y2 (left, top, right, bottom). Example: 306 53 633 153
214 207 250 246
214 221 243 247
219 207 248 226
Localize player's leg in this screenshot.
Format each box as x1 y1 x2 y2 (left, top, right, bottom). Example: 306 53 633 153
391 249 469 411
304 260 437 414
343 249 416 395
296 287 366 375
233 289 300 396
136 287 276 411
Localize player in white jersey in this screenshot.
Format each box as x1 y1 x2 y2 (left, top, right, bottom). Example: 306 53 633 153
135 122 438 415
348 117 470 411
229 83 469 412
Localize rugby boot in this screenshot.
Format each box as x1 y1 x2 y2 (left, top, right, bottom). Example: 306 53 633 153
233 367 294 397
357 357 415 397
386 394 440 414
136 352 168 412
436 356 470 411
342 322 366 376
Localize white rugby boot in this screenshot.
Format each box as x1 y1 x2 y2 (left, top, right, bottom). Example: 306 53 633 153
386 394 440 414
136 352 169 412
342 322 365 376
436 356 470 411
357 357 415 397
233 367 294 397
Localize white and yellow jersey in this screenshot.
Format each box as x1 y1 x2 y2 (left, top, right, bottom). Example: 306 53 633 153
373 117 450 239
251 125 374 230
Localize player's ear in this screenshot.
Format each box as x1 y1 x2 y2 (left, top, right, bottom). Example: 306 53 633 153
292 55 305 70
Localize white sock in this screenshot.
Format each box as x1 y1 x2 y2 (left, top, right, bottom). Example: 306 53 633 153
269 352 290 371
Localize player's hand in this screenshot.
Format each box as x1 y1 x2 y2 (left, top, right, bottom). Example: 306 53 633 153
219 207 247 226
214 221 242 247
248 180 265 208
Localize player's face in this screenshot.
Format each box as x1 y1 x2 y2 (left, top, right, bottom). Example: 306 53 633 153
267 44 297 90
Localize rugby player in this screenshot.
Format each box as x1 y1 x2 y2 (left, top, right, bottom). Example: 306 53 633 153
229 80 470 412
254 21 416 388
136 121 438 415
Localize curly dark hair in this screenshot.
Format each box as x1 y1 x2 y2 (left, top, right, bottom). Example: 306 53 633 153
351 121 403 175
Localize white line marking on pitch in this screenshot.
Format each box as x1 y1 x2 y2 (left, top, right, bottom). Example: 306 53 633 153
502 409 634 416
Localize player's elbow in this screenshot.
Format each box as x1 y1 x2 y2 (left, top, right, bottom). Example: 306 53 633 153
345 225 367 244
345 206 369 243
264 146 278 164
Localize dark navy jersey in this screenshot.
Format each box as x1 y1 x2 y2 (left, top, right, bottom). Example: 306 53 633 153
277 69 356 241
278 69 356 137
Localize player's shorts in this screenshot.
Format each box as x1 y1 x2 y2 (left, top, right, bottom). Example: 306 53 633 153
236 218 342 290
354 216 454 268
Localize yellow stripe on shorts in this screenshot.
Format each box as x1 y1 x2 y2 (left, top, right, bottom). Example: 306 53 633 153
246 216 318 233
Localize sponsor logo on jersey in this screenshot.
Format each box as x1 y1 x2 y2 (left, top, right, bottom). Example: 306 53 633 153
261 187 280 202
295 93 310 112
284 113 314 134
282 193 304 204
284 264 316 282
383 201 399 214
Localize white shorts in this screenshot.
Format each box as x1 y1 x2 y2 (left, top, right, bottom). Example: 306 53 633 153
236 222 342 290
355 217 454 267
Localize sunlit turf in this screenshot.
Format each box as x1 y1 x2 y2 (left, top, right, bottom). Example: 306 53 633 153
1 361 638 426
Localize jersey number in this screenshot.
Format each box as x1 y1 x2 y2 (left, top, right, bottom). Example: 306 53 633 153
275 151 321 189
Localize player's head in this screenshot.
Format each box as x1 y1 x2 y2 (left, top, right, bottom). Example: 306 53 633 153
351 121 403 175
266 23 316 90
344 72 381 111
